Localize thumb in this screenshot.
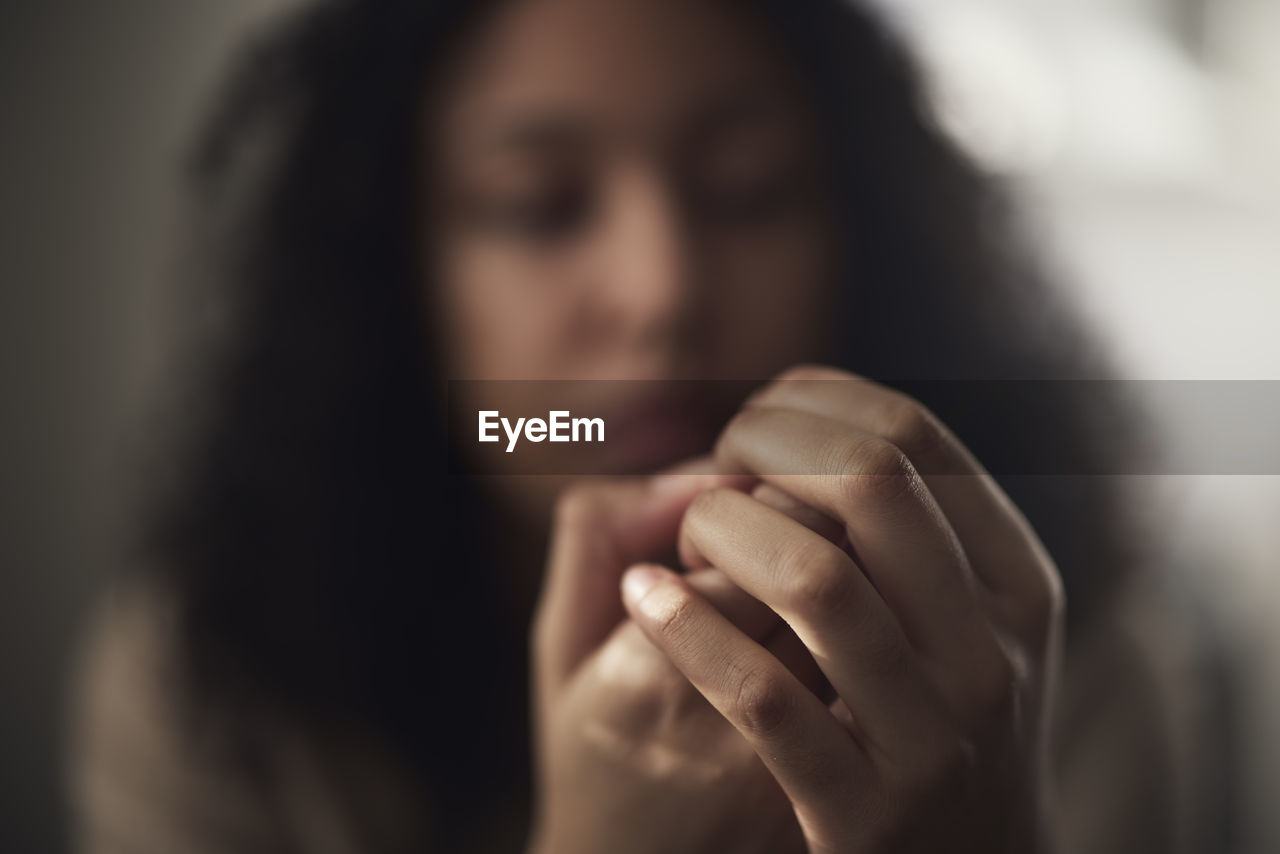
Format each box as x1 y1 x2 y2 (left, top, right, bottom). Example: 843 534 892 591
533 459 751 696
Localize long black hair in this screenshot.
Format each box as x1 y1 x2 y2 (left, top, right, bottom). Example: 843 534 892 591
141 0 1140 847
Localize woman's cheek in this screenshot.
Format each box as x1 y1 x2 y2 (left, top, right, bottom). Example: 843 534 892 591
441 246 576 380
706 228 835 374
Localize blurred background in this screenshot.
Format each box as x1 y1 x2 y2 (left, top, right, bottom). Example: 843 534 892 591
1 0 1276 850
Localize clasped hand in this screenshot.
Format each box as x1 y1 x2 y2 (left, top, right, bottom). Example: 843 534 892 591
529 367 1063 854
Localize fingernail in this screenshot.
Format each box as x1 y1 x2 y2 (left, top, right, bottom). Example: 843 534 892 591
622 565 665 603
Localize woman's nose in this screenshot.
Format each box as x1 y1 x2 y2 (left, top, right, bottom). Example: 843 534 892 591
595 167 697 340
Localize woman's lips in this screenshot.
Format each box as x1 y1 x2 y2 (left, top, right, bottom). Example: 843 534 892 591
599 395 719 472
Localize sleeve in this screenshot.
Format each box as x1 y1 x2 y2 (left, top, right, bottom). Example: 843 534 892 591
67 583 299 854
1053 568 1231 854
68 582 440 854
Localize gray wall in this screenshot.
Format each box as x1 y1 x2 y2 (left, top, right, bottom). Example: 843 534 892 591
0 4 294 849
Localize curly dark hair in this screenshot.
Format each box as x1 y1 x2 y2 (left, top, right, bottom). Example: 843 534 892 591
140 0 1141 847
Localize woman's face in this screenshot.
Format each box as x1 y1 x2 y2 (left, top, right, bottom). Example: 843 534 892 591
426 0 840 473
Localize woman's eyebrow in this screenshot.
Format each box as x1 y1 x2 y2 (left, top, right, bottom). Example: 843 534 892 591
682 88 794 141
463 88 794 158
481 112 596 154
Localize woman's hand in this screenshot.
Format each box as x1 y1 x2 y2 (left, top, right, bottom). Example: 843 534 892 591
528 463 820 854
621 367 1064 853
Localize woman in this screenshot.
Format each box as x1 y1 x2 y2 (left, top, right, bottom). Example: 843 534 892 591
71 0 1216 851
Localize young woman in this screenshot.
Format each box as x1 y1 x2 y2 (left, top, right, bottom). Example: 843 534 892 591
72 0 1217 851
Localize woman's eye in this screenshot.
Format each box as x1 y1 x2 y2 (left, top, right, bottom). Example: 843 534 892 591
479 187 591 241
689 173 807 227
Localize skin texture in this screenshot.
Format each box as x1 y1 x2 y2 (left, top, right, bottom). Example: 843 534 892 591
425 0 1063 850
530 461 814 854
426 0 837 493
531 370 1063 853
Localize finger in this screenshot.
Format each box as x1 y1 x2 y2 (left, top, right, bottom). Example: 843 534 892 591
683 568 830 699
740 485 845 701
746 367 1057 604
679 481 845 571
679 488 952 763
714 407 996 664
620 564 872 813
750 482 848 551
575 566 828 733
534 459 751 696
682 482 842 701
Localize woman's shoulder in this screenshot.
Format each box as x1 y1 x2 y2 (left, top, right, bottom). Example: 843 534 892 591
69 576 433 854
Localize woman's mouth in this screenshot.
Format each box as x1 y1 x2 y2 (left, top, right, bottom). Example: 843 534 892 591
598 387 728 472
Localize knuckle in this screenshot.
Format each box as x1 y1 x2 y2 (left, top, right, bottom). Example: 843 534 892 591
747 365 852 410
854 437 915 479
1024 565 1066 626
731 669 794 737
684 487 736 530
712 408 754 459
774 363 847 384
645 583 697 643
882 399 951 469
781 544 856 620
833 439 918 506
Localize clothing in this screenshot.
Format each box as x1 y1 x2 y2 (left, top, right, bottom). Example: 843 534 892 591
70 569 1226 853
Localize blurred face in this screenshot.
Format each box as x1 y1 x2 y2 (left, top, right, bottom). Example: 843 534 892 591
425 0 839 474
